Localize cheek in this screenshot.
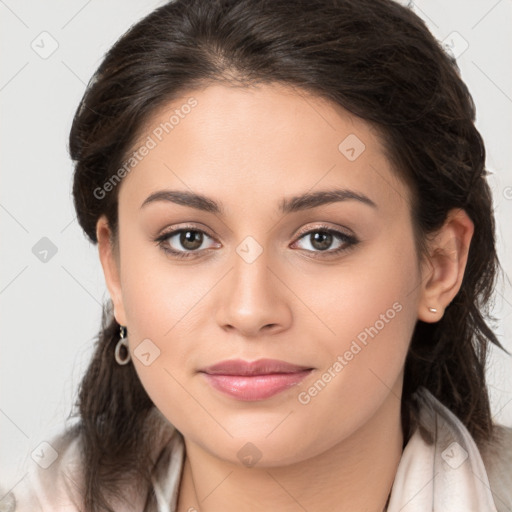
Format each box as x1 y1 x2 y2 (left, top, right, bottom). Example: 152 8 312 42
294 233 419 395
284 259 419 457
121 258 206 429
119 230 208 338
116 236 211 403
301 234 419 347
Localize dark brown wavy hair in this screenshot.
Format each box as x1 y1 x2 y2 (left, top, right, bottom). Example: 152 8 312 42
68 0 506 509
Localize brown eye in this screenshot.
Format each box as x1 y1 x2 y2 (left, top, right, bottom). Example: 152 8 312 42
155 227 219 259
308 231 333 251
179 230 204 251
292 226 359 258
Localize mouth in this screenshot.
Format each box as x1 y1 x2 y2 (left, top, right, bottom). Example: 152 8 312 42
199 358 314 401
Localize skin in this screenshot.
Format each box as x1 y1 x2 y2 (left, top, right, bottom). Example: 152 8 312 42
96 82 474 511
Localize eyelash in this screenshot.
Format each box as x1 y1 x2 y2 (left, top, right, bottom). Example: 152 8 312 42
154 224 359 260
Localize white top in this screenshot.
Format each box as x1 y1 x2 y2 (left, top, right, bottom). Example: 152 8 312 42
2 387 511 512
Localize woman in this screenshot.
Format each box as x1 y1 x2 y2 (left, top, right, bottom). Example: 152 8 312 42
2 0 511 510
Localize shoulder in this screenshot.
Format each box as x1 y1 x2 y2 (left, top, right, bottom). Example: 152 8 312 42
1 411 184 512
0 424 151 512
410 387 512 511
0 425 86 511
479 423 512 512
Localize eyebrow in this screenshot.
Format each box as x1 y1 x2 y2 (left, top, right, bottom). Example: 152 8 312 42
140 188 377 215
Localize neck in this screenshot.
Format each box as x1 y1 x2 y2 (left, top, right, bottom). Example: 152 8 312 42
177 390 403 512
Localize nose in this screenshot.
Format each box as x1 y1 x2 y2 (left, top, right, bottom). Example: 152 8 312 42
215 244 292 339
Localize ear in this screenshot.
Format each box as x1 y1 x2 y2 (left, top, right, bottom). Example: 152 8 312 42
96 215 127 326
417 208 474 323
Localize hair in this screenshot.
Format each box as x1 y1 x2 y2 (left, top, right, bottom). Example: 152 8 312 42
68 0 506 509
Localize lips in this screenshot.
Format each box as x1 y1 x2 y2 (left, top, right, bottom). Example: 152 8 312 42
199 358 314 401
201 358 312 375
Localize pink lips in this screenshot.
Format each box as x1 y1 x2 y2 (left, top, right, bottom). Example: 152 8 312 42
199 358 313 401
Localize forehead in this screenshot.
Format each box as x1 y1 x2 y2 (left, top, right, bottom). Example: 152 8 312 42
118 82 409 215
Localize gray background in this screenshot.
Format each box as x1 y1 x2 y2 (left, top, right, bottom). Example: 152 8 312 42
1 0 511 486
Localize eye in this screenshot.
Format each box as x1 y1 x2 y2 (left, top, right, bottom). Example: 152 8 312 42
155 224 359 260
155 226 219 259
291 225 359 257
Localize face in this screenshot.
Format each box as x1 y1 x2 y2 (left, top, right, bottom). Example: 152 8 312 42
98 82 427 466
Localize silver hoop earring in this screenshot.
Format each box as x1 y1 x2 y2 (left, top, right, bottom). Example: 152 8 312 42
115 325 131 365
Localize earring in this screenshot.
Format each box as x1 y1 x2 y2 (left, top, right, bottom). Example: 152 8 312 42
428 307 438 313
115 325 131 365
